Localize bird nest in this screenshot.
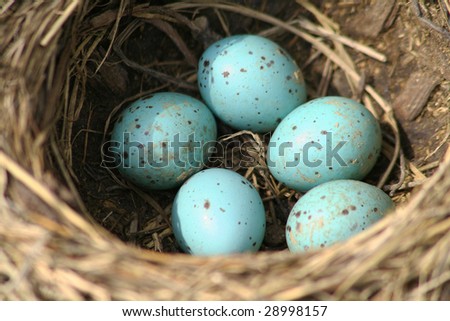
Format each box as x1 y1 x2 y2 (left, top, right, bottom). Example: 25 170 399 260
0 0 449 300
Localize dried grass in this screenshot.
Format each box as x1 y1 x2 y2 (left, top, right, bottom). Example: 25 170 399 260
0 0 449 300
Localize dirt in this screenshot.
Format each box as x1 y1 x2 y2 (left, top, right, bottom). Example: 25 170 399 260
71 0 449 253
323 0 449 165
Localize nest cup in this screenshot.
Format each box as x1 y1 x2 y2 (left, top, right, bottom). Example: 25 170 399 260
1 0 449 300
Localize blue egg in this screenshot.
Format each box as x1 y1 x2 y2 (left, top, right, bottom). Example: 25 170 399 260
198 35 306 133
267 96 382 192
110 92 217 190
286 180 394 253
171 168 266 256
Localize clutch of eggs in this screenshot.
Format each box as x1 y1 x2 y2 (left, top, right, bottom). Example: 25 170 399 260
198 34 307 133
110 92 217 190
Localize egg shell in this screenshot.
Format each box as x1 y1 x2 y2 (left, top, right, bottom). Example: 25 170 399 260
198 34 306 133
171 168 266 256
286 179 394 253
110 92 217 190
267 96 382 192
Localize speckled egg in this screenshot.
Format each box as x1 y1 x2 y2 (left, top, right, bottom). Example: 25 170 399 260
198 34 306 133
286 179 394 253
171 168 266 256
267 96 382 192
110 92 217 190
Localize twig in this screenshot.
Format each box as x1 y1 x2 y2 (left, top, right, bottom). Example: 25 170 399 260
82 105 94 164
214 8 231 36
93 0 127 74
295 0 340 31
388 152 407 196
0 151 102 240
294 18 387 62
50 137 91 218
260 18 387 62
146 19 197 67
40 0 80 46
411 0 450 40
424 125 450 161
0 0 15 16
440 0 450 29
113 21 197 90
301 50 322 69
318 58 332 97
384 179 427 192
408 160 427 181
418 161 441 172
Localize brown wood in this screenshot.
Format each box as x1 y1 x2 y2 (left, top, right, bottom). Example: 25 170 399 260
393 70 442 121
